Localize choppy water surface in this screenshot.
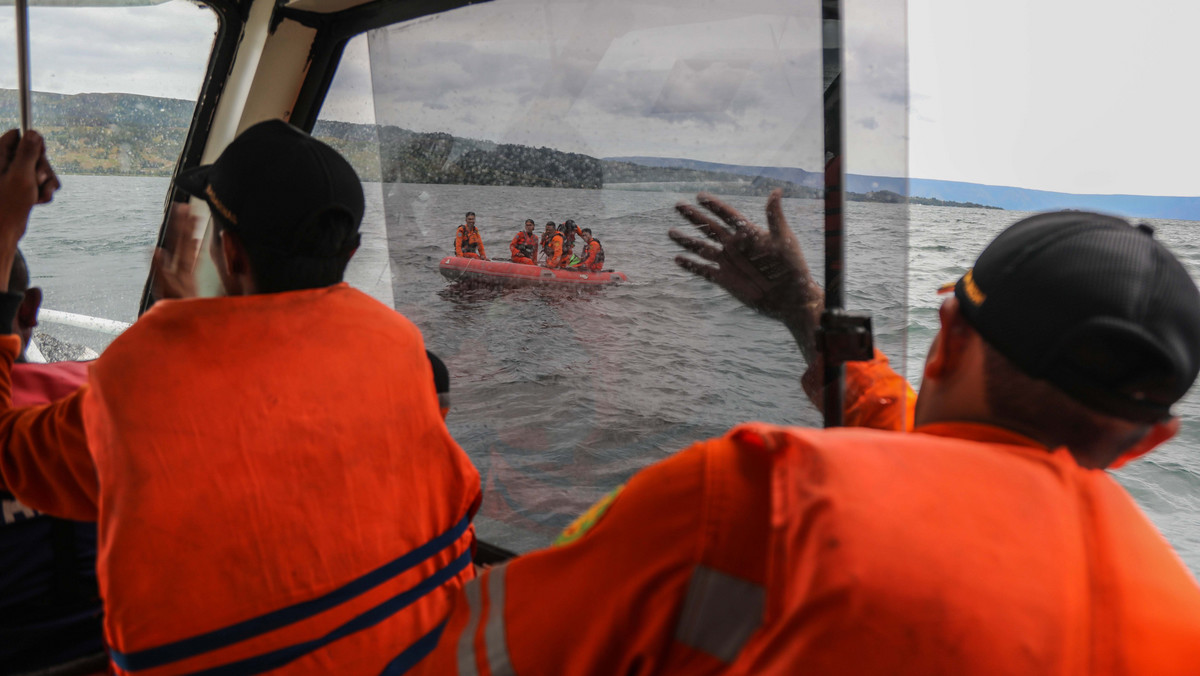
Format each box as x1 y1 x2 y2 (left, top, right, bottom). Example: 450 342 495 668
20 176 1200 573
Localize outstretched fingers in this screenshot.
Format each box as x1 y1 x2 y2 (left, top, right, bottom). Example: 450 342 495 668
674 255 720 282
668 228 721 262
675 202 730 244
698 192 758 236
764 189 791 239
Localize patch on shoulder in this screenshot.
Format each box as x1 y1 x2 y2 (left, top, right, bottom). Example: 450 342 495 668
553 484 625 547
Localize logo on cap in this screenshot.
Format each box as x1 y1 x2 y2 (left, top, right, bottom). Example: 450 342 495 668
960 269 986 307
205 184 238 225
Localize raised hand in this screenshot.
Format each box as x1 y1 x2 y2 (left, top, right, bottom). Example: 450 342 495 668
0 130 59 244
669 189 825 361
151 203 202 300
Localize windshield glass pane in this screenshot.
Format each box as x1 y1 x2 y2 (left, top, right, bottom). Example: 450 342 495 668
316 34 393 309
0 1 217 360
319 0 910 553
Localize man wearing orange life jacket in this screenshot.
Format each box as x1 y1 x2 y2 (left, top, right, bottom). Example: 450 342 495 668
541 221 565 269
558 219 581 261
0 123 481 675
425 191 1200 675
539 221 556 261
455 212 488 259
509 219 539 265
572 227 604 272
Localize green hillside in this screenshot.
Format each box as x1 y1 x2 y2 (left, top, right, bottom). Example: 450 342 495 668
0 89 951 203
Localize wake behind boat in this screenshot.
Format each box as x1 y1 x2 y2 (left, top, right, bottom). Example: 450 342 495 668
439 256 629 287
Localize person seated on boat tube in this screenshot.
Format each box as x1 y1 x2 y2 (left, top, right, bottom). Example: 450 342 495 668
455 211 488 259
0 248 104 675
422 191 1200 675
0 124 481 675
542 222 566 269
570 228 604 272
510 219 539 265
540 221 557 260
558 219 581 260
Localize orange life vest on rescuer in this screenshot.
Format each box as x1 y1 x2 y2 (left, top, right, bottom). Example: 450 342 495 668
455 225 485 258
428 417 1200 675
544 232 565 268
510 231 539 262
0 284 481 675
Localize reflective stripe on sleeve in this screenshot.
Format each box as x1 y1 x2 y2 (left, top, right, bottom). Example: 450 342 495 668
673 565 765 663
456 577 484 676
456 565 516 676
484 564 516 676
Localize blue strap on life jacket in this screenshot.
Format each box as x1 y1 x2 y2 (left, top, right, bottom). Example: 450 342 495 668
110 513 472 673
378 617 449 675
189 549 471 676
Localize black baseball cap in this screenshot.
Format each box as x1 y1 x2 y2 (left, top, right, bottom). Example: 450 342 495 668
175 119 365 255
952 210 1200 423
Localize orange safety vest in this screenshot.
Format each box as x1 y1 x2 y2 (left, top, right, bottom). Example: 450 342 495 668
430 423 1200 675
510 231 539 263
578 238 604 272
0 284 481 674
456 225 485 258
543 233 565 269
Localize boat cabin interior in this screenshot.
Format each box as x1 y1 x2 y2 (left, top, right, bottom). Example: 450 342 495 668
3 0 911 670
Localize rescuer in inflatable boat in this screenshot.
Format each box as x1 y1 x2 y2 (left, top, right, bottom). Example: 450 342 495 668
540 221 556 260
1 248 103 674
558 218 581 260
454 211 488 259
542 221 566 269
426 190 1200 675
571 227 604 272
0 125 481 675
510 219 539 265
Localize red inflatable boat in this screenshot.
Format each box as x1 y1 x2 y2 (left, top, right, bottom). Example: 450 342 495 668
439 257 629 287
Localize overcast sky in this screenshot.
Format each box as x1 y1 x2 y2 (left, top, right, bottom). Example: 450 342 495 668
0 0 1195 196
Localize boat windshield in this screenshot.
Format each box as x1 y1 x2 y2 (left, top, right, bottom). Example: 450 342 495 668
318 0 910 554
0 0 218 360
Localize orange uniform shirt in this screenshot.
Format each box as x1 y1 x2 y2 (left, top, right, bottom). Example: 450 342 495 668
426 352 1200 676
0 284 482 675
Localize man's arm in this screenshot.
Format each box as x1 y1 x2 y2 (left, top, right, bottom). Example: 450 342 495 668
420 443 713 675
454 227 465 257
0 334 97 521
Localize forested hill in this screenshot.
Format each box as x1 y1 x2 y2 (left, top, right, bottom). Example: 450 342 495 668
0 90 817 197
0 89 985 205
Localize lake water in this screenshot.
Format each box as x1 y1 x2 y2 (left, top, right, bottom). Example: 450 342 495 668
20 175 1200 575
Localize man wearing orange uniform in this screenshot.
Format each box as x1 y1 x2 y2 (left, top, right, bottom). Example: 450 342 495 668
0 123 481 675
572 227 604 272
2 249 103 674
541 221 565 269
425 191 1200 675
455 212 487 259
509 219 539 265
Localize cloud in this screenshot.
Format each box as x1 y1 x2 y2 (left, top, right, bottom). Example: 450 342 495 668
0 3 218 101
